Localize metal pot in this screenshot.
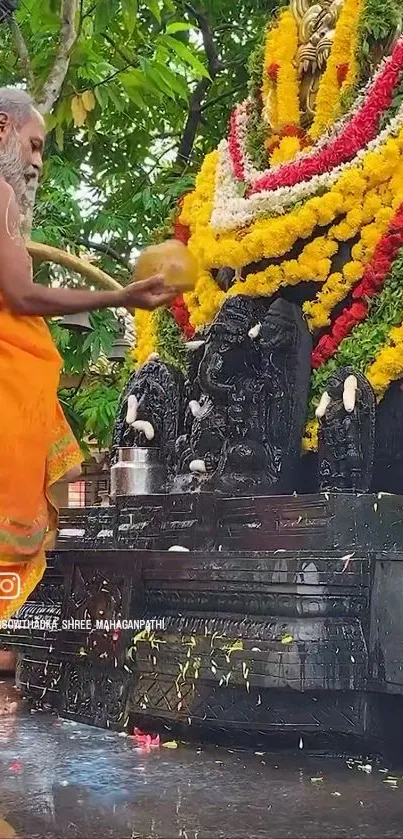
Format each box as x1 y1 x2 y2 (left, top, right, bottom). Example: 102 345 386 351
110 447 166 498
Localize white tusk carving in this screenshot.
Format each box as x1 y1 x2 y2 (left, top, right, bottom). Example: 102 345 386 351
131 420 155 441
126 395 138 425
189 459 207 474
186 340 205 352
343 375 358 413
248 322 262 339
189 400 203 418
168 546 190 552
315 391 331 419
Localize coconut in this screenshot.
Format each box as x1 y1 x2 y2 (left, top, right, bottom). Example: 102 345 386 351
134 239 198 292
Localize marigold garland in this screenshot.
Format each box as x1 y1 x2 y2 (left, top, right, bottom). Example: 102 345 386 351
310 0 364 140
181 125 403 322
367 323 403 396
308 246 403 420
262 18 280 128
261 10 300 132
135 0 403 456
311 204 403 366
250 38 403 196
133 309 156 368
303 205 396 330
303 255 403 452
270 135 302 166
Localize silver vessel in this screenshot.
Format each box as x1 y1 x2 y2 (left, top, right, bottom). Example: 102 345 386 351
110 447 166 498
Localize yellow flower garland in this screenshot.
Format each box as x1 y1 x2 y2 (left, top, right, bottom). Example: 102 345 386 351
310 0 363 140
261 10 300 132
180 127 403 332
270 135 302 166
262 19 280 128
229 235 338 299
302 420 319 453
303 207 396 330
367 323 403 397
133 308 157 368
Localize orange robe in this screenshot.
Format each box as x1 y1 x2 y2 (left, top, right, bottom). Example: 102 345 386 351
0 302 83 620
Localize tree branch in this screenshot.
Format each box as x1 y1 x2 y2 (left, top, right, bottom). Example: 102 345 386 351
27 240 123 291
202 84 244 112
8 17 34 89
36 0 78 114
184 4 222 77
176 5 223 169
78 238 131 270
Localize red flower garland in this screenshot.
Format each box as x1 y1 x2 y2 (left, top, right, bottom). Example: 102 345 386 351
174 219 190 245
337 63 349 86
170 295 195 340
267 62 279 81
229 107 245 181
248 37 403 195
174 196 190 245
311 204 403 368
166 201 196 341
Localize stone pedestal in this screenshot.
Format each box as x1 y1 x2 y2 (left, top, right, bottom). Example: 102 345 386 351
2 492 403 756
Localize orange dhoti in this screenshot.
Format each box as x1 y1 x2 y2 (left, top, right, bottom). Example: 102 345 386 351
0 306 83 620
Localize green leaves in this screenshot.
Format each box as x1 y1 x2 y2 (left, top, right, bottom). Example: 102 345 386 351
71 380 121 448
122 0 138 34
144 0 161 23
165 22 191 35
0 0 281 448
94 0 119 34
161 34 210 78
49 309 119 375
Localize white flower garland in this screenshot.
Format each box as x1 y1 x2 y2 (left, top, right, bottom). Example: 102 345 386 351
211 104 403 232
230 46 397 189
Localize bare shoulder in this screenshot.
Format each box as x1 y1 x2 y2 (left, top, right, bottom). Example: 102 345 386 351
0 178 21 240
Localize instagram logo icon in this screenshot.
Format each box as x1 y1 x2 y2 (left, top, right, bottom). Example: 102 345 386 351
0 572 21 600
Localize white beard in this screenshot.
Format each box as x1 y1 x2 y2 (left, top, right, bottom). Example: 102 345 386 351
0 134 28 214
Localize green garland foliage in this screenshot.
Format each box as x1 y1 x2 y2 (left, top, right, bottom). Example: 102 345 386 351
356 0 403 82
309 249 403 418
245 109 270 169
248 32 265 101
154 308 188 372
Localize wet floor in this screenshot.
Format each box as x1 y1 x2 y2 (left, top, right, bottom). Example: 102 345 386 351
1 702 403 838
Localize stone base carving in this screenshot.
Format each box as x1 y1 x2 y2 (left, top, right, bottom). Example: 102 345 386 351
3 493 403 759
186 296 312 495
317 367 376 492
110 358 186 481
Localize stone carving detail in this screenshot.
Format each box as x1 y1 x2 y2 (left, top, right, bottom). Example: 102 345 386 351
185 296 312 494
65 565 126 659
173 334 207 492
317 366 376 492
110 358 187 479
183 296 269 491
291 0 344 127
68 566 123 622
61 663 131 728
17 657 62 708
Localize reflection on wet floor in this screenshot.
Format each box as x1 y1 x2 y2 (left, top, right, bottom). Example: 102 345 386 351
1 702 403 838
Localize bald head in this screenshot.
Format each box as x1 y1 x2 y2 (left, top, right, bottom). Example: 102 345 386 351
0 87 45 211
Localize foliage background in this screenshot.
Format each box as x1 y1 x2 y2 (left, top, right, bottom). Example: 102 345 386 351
0 0 277 449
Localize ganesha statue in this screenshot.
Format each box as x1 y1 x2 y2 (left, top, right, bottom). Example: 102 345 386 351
110 357 186 480
128 0 403 495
